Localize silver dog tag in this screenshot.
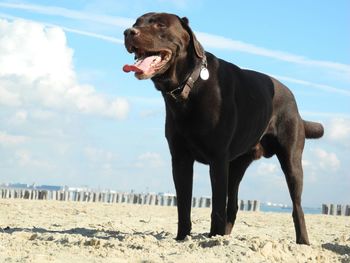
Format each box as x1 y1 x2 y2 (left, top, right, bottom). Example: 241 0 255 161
200 67 209 80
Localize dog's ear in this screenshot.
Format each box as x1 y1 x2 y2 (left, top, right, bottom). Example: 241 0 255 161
180 16 204 58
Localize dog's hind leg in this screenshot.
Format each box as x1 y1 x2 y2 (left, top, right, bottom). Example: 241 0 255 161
275 117 310 245
225 153 254 235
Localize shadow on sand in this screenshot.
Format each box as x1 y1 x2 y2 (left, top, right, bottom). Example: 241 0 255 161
1 226 171 241
322 243 350 257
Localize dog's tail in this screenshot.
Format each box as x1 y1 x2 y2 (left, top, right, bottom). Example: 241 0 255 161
303 120 324 139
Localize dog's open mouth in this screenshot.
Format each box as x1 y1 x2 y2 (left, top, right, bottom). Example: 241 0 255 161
123 48 172 79
123 48 171 79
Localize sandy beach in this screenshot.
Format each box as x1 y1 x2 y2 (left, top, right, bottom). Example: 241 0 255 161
0 199 349 262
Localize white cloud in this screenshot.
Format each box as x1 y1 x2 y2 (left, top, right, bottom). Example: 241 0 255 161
84 147 117 162
196 32 350 75
31 109 56 121
256 162 278 175
8 110 28 125
0 19 74 81
272 75 350 97
0 85 21 106
312 148 340 171
15 149 53 169
136 152 164 169
327 118 350 145
0 131 29 146
0 18 129 119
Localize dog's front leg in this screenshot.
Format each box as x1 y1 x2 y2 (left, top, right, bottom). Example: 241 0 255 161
172 155 194 240
209 157 229 237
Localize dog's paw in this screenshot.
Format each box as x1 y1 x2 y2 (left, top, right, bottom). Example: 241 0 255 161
175 230 191 241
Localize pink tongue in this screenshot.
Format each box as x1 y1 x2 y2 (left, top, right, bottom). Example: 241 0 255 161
123 55 160 74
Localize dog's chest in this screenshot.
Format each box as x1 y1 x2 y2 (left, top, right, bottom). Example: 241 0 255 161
171 113 225 164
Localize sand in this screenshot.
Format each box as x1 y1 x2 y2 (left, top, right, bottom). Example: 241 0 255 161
0 199 349 263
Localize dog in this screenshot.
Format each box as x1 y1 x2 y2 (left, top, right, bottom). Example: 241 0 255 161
123 12 324 245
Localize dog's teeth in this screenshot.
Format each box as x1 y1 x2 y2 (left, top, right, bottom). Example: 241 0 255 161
150 56 162 67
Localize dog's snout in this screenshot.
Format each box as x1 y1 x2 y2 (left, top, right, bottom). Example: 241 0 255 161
124 27 140 38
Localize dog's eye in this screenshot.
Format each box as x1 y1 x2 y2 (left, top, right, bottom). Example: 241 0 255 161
155 22 167 29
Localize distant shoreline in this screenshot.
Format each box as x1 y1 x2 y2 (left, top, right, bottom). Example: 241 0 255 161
0 186 325 215
259 204 321 215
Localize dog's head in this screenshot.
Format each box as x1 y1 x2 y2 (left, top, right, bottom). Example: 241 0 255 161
123 12 204 80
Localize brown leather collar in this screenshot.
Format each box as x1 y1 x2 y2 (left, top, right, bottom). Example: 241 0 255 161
167 55 208 101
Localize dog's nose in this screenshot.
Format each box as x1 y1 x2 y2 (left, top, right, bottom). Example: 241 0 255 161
124 27 140 38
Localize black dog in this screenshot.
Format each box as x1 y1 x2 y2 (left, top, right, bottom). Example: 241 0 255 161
123 12 324 245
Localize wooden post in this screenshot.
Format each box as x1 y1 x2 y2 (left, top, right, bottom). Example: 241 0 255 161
336 204 343 216
116 193 120 203
48 190 53 200
253 200 260 212
101 192 105 202
134 194 138 204
330 204 336 215
38 190 42 200
68 191 73 201
247 200 253 211
137 194 142 204
346 205 350 216
171 196 176 206
192 197 197 208
322 204 329 215
144 194 149 205
133 194 138 204
10 189 14 198
171 196 176 207
5 189 10 198
205 198 211 208
123 193 128 203
167 196 172 206
88 192 93 202
119 193 124 203
240 200 245 211
151 195 155 205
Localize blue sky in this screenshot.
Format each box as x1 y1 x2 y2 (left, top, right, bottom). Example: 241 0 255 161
0 1 349 207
